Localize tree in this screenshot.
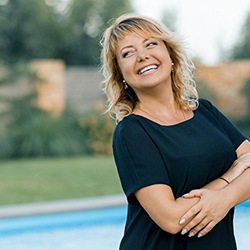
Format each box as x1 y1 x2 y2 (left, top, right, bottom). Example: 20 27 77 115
0 0 64 64
160 8 177 32
231 10 250 59
0 0 133 65
62 0 133 65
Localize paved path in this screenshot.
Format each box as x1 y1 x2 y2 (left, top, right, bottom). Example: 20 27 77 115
0 194 127 218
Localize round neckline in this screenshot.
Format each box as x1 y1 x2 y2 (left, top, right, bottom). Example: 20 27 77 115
130 110 197 128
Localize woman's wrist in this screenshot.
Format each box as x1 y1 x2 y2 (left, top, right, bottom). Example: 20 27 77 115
219 176 230 184
204 177 227 190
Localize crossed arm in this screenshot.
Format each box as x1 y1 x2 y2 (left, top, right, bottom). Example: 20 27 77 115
134 139 250 237
179 139 250 237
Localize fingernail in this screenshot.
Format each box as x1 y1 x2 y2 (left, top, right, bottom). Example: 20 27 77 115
188 232 195 237
181 229 187 235
182 193 189 197
197 233 203 238
179 218 186 225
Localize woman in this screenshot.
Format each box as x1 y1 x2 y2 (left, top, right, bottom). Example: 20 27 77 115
100 13 250 249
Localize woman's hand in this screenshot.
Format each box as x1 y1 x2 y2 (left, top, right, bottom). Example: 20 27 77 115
179 153 250 238
179 188 232 238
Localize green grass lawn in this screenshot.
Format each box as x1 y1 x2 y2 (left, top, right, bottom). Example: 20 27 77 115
1 123 249 207
0 155 123 205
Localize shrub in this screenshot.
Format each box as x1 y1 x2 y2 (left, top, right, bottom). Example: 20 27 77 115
0 103 87 158
0 62 88 158
79 104 115 155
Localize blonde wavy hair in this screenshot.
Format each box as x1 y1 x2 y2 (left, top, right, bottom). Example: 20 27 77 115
100 13 198 122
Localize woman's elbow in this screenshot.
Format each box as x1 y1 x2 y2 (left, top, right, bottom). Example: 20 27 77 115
159 221 182 234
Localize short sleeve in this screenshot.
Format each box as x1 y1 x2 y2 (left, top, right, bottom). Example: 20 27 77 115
200 99 247 150
112 116 171 204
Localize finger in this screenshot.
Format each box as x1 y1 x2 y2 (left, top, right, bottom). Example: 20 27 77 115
189 189 205 197
179 204 201 225
182 189 204 198
181 213 208 236
197 221 215 238
186 217 212 237
182 193 195 198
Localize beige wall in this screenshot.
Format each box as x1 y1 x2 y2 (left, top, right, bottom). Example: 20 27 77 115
1 59 250 118
196 60 250 117
31 60 65 116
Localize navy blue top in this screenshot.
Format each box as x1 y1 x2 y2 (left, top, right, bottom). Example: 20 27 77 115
113 99 246 250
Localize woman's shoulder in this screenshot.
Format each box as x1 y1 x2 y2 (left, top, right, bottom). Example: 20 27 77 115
198 98 214 111
198 98 212 106
114 114 142 135
114 114 156 140
197 98 224 120
116 114 140 128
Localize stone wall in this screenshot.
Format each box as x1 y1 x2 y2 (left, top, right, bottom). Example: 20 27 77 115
31 60 65 116
1 59 250 118
196 60 250 117
65 66 105 113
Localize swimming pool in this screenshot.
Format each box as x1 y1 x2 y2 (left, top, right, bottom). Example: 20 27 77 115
0 202 249 250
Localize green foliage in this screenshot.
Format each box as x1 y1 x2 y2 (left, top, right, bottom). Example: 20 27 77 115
231 10 250 59
0 0 64 64
0 61 118 158
0 61 87 158
0 0 133 65
0 95 87 158
0 61 117 158
1 107 87 158
62 0 133 65
160 8 177 32
0 61 36 85
79 106 115 154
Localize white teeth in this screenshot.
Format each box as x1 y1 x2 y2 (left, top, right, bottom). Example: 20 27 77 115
138 65 158 75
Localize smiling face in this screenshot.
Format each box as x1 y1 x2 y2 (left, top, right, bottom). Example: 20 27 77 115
116 33 173 93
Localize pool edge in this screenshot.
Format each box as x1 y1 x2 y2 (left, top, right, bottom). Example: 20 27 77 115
0 195 249 219
0 194 127 218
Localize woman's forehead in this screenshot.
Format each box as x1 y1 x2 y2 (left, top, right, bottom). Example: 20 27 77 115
115 28 159 48
116 28 150 39
115 32 154 52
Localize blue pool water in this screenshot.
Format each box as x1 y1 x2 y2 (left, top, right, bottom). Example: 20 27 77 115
0 202 249 250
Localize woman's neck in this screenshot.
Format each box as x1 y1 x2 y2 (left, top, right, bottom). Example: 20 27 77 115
136 88 178 115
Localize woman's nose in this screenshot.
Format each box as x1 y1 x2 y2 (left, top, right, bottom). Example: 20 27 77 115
136 49 150 62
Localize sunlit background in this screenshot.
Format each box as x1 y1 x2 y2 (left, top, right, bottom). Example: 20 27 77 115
0 0 249 249
134 0 250 65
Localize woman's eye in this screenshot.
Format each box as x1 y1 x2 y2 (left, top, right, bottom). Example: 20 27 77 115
122 51 134 58
122 52 129 58
147 42 157 48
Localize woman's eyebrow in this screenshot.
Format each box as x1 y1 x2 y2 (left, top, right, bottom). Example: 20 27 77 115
120 45 133 53
119 38 149 53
